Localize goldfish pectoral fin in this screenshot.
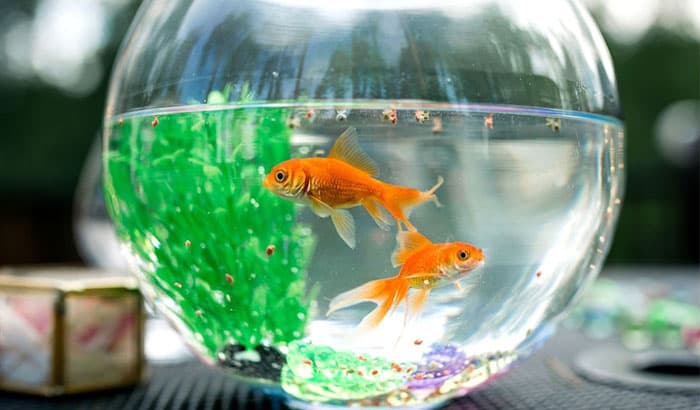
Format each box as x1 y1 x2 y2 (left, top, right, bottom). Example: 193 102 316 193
461 281 478 296
330 209 356 249
307 196 333 218
307 197 355 247
328 127 379 177
455 275 480 297
363 198 393 231
391 231 432 267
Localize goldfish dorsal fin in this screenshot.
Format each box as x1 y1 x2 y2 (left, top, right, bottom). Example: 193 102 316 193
328 127 379 177
391 231 432 267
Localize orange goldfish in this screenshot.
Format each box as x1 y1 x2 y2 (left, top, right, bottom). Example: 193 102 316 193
327 231 484 330
262 127 443 248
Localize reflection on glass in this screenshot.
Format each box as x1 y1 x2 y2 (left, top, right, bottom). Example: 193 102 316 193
73 135 128 271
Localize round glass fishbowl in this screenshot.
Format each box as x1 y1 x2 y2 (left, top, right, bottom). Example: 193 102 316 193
103 0 624 408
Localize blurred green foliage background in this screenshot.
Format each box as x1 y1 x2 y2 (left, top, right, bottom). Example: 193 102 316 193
0 0 697 266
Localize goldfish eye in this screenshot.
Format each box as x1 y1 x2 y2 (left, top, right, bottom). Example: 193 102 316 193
274 169 288 183
457 250 469 261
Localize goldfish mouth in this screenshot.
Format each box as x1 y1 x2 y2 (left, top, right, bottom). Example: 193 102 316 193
262 181 297 199
455 259 485 272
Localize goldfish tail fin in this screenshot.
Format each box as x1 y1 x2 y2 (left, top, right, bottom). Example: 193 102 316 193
391 231 432 267
359 280 408 331
327 277 406 331
327 278 391 316
422 176 444 208
379 176 444 230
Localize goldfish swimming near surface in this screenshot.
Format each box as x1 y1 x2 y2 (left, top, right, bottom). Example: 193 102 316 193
262 127 443 248
327 231 484 330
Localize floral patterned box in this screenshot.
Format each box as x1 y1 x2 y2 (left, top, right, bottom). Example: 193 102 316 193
0 266 144 395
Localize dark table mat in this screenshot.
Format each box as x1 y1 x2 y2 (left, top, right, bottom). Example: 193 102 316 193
1 330 698 410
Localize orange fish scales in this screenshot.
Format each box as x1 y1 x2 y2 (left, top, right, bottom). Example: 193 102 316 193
327 231 485 331
306 167 380 207
262 127 443 248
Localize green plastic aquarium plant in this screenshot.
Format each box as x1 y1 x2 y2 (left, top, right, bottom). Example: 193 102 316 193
104 85 317 356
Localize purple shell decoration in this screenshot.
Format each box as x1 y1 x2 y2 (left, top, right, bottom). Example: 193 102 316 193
407 344 469 389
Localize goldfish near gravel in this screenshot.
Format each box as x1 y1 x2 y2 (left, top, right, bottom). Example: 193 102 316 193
262 127 443 248
327 231 484 330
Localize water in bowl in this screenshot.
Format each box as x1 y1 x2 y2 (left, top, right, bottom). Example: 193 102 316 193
104 101 623 407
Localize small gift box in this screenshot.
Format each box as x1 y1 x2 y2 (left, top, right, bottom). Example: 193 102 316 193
0 266 144 395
